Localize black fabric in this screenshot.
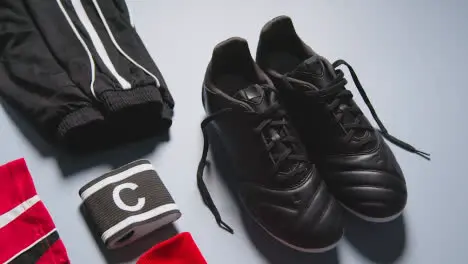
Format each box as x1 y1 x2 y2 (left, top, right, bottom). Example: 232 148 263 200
0 0 174 151
25 0 98 99
112 0 132 23
9 231 60 264
0 0 102 144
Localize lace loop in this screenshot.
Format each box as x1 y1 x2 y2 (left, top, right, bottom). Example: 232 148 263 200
331 59 430 160
197 98 307 233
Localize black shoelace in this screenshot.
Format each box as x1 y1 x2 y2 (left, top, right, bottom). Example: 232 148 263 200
306 59 430 160
197 98 308 234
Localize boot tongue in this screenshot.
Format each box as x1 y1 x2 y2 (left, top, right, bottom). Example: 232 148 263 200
287 55 337 90
233 84 273 113
234 84 306 179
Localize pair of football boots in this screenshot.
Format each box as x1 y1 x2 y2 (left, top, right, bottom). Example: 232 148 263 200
197 16 429 252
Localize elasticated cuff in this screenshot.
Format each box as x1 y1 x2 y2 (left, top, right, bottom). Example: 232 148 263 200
99 85 164 113
99 86 174 136
57 106 105 141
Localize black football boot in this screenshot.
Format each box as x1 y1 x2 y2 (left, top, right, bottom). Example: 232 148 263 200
198 37 344 251
256 16 429 222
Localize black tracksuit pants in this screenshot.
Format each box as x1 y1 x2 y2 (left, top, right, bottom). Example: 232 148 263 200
0 0 174 151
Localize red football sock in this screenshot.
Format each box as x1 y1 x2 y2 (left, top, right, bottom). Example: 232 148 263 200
0 159 70 264
137 232 207 264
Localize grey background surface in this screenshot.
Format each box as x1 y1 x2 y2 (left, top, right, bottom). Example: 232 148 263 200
0 1 467 263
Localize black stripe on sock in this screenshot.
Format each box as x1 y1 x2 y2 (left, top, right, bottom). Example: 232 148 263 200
9 230 60 264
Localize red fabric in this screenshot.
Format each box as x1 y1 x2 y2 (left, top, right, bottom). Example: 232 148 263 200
0 158 70 263
0 159 37 215
137 232 207 264
0 202 55 262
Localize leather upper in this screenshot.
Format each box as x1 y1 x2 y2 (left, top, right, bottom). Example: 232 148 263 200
202 36 344 248
255 15 410 222
239 167 343 248
321 134 407 218
267 74 408 219
202 75 344 248
262 60 407 220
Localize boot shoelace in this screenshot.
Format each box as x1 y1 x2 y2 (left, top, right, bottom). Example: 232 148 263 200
304 59 430 160
197 97 308 234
